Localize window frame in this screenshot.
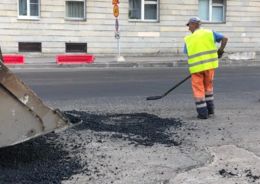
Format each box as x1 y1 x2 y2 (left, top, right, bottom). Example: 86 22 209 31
65 0 86 21
17 0 40 20
65 42 88 53
18 42 42 52
199 0 226 23
129 0 159 22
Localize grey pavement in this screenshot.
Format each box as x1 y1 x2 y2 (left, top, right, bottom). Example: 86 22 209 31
3 67 260 184
6 53 260 69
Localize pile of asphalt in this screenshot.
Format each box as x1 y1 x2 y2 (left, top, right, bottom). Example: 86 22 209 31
65 111 184 147
0 111 185 183
0 134 85 184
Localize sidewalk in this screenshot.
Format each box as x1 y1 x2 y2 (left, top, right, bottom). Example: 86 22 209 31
6 54 260 69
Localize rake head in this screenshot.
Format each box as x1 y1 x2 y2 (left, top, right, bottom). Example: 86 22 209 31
146 95 163 101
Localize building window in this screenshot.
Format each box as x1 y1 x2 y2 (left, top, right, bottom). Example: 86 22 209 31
65 0 86 20
19 42 42 52
18 0 40 19
66 43 87 53
129 0 158 21
199 0 225 22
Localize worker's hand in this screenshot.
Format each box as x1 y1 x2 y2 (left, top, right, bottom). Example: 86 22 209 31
217 49 224 58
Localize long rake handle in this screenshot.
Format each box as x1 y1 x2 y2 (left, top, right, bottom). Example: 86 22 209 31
146 75 191 100
161 75 191 97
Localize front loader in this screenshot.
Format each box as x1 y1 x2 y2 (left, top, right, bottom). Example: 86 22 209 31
0 47 71 148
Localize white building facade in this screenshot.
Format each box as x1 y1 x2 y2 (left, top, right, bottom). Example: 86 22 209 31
0 0 260 56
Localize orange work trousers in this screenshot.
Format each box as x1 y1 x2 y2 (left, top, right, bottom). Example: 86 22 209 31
191 69 215 99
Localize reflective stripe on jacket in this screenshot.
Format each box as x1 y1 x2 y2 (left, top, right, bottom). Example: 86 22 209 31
184 29 219 74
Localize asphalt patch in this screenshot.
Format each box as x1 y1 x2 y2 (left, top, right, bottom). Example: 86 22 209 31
65 111 184 147
0 134 84 184
0 111 185 183
245 169 260 183
218 169 237 178
219 168 260 183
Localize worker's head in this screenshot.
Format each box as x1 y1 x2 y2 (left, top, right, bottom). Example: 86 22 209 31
186 17 201 33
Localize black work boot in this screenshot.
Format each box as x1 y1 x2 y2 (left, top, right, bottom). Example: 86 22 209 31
196 101 209 119
205 94 215 115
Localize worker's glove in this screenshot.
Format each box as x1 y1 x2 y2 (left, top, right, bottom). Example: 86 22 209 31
217 49 224 59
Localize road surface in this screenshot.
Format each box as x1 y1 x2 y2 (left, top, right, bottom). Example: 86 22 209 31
0 66 259 184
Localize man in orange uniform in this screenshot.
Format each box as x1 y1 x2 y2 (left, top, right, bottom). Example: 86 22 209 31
184 17 228 119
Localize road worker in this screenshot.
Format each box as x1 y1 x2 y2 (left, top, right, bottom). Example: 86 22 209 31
184 17 228 119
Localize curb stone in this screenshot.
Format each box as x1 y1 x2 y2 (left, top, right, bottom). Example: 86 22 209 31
6 59 260 69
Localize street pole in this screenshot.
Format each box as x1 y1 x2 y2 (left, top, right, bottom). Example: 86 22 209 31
113 0 125 62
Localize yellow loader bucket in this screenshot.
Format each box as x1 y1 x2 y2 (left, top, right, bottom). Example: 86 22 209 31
0 48 71 148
